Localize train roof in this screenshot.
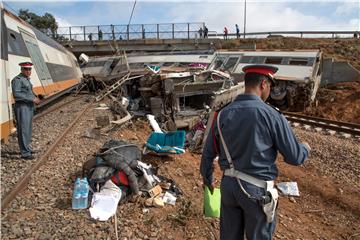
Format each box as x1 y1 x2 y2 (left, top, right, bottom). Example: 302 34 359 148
216 49 321 58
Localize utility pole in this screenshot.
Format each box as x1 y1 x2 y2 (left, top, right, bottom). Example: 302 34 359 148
243 0 246 39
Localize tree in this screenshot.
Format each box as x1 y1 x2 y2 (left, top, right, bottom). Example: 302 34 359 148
18 9 58 38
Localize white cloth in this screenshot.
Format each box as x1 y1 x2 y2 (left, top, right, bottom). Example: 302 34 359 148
89 180 122 221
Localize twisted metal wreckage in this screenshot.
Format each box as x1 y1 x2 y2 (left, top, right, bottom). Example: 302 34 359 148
78 50 322 151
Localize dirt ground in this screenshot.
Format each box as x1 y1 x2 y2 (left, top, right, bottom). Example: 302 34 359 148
304 81 360 124
115 120 360 240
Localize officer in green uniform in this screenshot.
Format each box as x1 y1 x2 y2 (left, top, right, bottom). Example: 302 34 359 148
11 62 40 159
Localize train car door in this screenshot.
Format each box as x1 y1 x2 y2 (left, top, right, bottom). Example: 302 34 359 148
20 30 54 95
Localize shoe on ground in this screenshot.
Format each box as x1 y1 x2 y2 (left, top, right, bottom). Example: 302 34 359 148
21 155 35 160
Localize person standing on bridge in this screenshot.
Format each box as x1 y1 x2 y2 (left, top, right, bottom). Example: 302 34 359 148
235 24 240 39
11 62 41 160
198 27 203 38
200 65 311 240
111 24 115 40
142 27 146 39
204 25 208 38
223 27 228 40
98 29 103 40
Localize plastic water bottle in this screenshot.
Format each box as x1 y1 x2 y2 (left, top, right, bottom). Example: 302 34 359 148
72 177 81 209
79 178 89 209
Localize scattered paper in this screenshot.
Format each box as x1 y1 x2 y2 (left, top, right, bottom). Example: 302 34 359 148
89 180 122 221
162 191 177 205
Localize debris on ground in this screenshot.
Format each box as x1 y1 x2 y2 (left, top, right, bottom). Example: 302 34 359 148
277 182 300 197
79 137 184 230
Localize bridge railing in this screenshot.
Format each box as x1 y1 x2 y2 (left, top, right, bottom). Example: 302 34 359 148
55 22 206 41
208 30 359 39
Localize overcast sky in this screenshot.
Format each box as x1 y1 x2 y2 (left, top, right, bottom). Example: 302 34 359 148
4 0 360 34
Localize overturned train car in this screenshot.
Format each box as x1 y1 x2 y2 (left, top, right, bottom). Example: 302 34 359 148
1 7 82 142
210 50 323 110
81 51 244 129
82 49 322 111
82 50 322 115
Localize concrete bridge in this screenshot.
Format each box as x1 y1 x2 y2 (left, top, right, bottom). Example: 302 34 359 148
56 21 357 57
63 38 224 57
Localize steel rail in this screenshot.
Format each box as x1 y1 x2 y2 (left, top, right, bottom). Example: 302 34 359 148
1 102 93 209
284 112 360 136
33 96 83 121
284 112 360 130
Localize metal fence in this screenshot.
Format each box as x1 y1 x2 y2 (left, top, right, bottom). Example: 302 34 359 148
208 30 359 39
55 22 206 41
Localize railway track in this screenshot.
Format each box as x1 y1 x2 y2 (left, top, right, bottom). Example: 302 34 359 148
33 95 83 121
284 112 360 137
1 95 93 209
1 103 91 209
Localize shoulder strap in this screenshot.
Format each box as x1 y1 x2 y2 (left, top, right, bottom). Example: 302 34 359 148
216 110 234 169
217 110 263 200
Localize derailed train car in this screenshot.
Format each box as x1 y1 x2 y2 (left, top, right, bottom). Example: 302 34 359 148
81 51 214 80
209 50 323 109
1 6 82 142
82 49 322 112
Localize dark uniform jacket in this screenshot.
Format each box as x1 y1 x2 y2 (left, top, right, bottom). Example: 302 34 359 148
200 94 309 186
11 73 36 103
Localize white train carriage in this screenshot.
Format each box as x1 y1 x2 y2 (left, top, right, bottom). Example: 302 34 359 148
81 52 215 79
208 50 322 109
1 7 82 142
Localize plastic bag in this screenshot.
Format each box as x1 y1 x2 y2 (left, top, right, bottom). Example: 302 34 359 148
203 186 221 218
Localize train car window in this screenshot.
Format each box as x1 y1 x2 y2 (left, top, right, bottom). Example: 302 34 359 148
250 56 265 64
239 56 252 63
212 56 227 70
199 55 208 59
308 58 315 66
289 58 308 66
223 57 239 71
265 57 283 64
31 26 67 53
7 30 30 57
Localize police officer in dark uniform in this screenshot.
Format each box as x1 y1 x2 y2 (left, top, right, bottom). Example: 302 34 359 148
200 65 311 239
11 62 40 159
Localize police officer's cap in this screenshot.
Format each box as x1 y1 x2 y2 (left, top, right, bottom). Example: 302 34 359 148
19 62 33 68
242 65 278 85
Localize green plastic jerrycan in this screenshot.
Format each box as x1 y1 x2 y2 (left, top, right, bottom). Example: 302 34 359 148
204 186 221 218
